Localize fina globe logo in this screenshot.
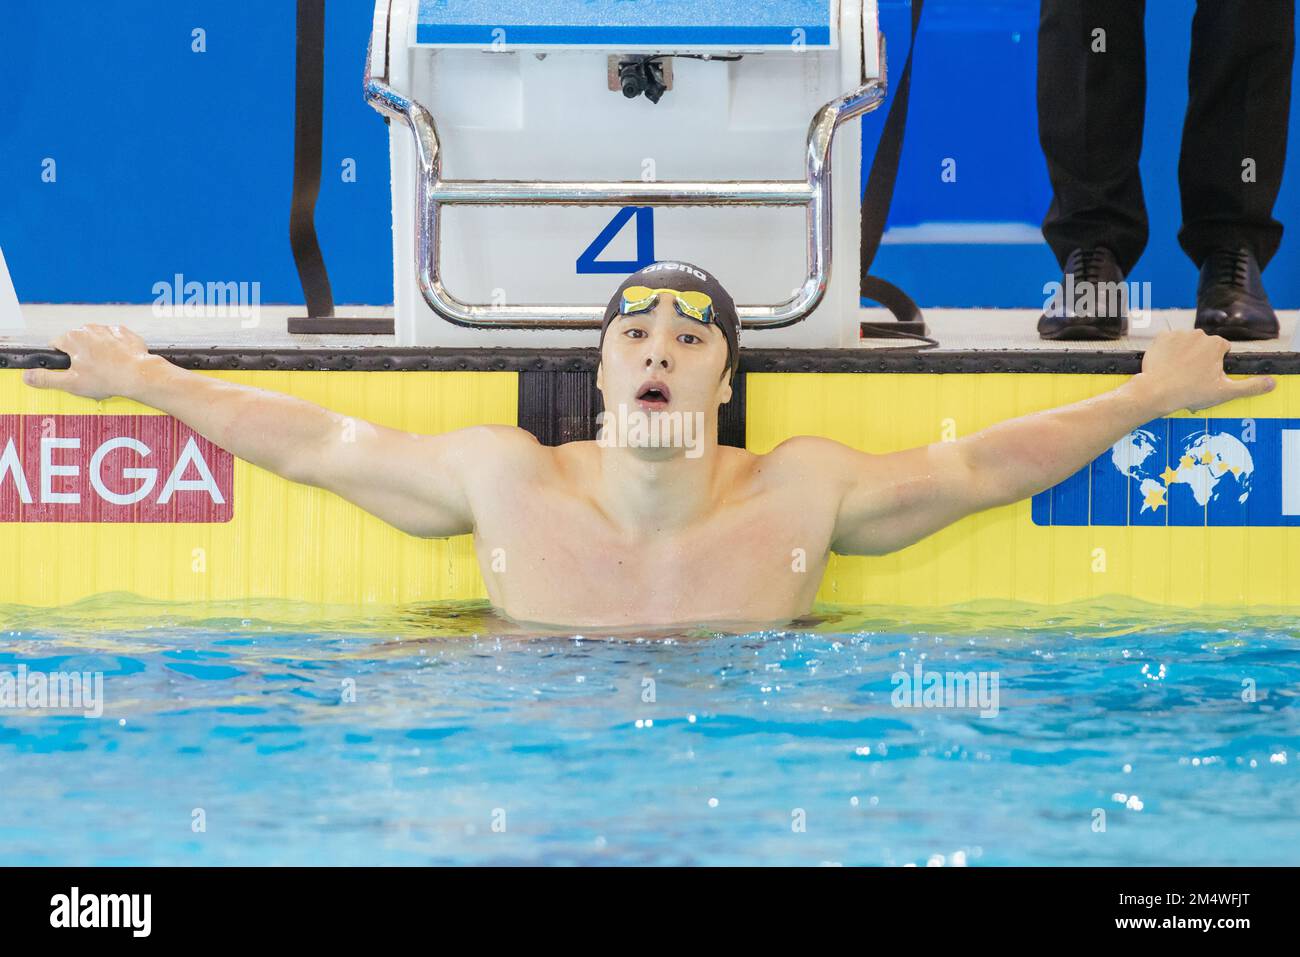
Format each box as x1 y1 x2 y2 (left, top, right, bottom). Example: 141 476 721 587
0 414 233 522
1031 416 1300 526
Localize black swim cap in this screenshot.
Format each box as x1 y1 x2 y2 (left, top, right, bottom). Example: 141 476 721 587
599 261 740 382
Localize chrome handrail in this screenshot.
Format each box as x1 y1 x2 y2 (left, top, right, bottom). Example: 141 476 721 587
364 0 886 330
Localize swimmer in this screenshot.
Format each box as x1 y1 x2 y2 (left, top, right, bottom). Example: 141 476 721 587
22 261 1276 629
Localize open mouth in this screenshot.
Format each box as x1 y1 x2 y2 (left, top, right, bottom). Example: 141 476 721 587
635 381 672 408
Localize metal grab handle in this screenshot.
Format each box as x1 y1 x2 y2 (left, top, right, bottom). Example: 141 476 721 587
364 0 886 330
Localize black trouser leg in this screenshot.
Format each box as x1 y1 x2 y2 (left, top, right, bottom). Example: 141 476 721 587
1038 0 1149 274
1178 0 1294 270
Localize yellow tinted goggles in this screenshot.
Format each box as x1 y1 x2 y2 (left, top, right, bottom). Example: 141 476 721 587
619 286 715 324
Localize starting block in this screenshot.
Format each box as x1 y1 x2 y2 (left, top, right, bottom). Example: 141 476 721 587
366 0 887 348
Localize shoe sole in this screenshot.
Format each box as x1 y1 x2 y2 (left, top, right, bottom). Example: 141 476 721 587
1038 323 1127 342
1195 323 1279 342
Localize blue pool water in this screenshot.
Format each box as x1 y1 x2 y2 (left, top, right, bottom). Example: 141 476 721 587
1 595 1297 866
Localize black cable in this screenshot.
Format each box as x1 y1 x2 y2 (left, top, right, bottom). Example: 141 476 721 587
289 0 334 319
859 0 925 326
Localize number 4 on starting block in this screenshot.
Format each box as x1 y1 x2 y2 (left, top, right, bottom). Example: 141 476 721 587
576 207 656 274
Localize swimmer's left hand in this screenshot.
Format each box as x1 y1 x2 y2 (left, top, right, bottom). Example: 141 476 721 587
1136 329 1276 414
21 323 156 401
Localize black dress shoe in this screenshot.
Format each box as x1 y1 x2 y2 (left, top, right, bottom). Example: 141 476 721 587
1038 247 1130 340
1194 247 1279 341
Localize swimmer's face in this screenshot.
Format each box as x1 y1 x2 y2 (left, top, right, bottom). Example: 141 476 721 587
596 293 733 419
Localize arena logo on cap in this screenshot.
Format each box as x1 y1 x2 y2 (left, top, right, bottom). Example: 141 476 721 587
0 414 234 522
641 262 709 281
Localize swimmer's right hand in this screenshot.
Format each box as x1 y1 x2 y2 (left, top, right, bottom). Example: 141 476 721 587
21 324 157 401
1137 328 1275 414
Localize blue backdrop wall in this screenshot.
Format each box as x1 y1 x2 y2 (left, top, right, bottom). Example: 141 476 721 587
1 0 1297 308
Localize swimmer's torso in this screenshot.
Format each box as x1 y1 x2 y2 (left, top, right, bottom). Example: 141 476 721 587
467 440 840 629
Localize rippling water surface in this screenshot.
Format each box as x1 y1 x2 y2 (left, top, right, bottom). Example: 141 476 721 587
1 595 1296 865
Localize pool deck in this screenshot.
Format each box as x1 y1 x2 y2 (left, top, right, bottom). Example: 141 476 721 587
2 305 1298 374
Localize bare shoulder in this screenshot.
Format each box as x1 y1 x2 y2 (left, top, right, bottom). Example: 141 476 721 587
756 435 866 486
455 423 541 451
442 424 550 476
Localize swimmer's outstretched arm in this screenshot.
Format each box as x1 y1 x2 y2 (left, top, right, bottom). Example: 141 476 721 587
20 324 523 537
805 330 1277 556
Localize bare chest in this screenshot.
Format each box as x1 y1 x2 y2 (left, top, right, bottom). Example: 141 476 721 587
471 485 834 628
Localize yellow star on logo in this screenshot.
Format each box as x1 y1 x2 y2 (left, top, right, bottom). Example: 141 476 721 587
1143 485 1167 511
1179 454 1195 470
1160 465 1180 485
